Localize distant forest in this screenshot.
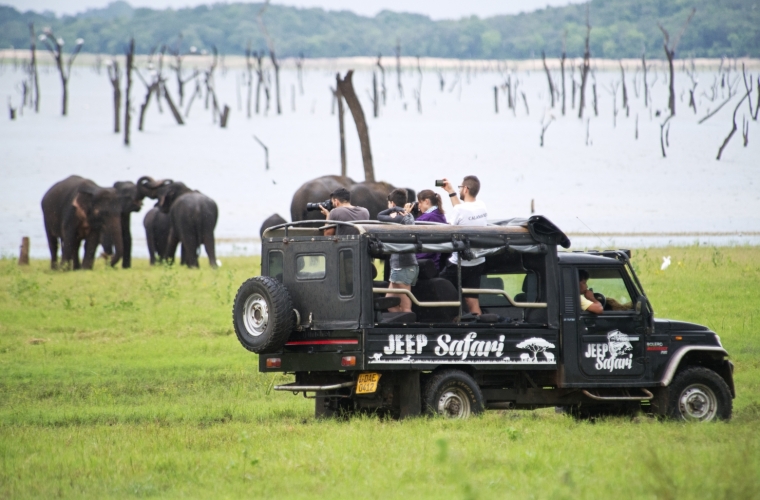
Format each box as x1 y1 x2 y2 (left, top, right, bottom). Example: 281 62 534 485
0 0 757 59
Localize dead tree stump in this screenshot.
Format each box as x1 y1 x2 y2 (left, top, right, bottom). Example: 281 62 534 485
18 237 29 265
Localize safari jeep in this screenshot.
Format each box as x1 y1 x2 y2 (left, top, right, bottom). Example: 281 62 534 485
232 217 734 421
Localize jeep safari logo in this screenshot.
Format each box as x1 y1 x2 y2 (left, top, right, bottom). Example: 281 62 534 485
584 330 638 372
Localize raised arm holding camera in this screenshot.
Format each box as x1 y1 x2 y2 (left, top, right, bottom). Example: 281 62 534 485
439 175 488 316
318 188 369 236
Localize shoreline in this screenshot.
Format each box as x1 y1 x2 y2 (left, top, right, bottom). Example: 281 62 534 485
1 50 758 71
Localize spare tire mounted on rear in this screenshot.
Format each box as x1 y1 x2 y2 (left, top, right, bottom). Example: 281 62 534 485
233 276 294 353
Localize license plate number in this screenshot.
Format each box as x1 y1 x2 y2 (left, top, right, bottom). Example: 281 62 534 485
356 373 381 394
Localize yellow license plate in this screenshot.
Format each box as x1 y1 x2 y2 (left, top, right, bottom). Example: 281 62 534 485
356 373 381 394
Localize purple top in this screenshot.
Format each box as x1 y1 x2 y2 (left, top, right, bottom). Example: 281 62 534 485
415 208 447 267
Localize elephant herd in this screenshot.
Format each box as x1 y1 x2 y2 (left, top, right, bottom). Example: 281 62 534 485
42 174 410 270
260 175 415 236
41 175 218 270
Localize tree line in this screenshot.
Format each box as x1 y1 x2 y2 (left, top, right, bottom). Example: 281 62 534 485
0 0 758 60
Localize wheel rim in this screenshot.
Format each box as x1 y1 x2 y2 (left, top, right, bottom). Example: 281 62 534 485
243 293 269 337
678 383 718 422
437 387 471 418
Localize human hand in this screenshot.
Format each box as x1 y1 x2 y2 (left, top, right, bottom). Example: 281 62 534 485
441 178 454 194
404 202 415 213
319 205 330 218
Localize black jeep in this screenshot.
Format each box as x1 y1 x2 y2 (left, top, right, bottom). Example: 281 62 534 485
232 217 734 421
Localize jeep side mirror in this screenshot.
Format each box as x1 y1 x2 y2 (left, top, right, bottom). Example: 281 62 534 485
636 296 655 334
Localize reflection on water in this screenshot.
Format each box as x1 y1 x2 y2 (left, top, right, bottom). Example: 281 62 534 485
1 61 758 260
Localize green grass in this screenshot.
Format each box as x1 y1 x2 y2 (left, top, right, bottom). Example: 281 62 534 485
1 248 759 499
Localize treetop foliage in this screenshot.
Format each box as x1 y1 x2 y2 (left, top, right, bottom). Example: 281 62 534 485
1 0 757 59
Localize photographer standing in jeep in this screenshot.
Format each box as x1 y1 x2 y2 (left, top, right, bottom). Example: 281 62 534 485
319 188 370 236
440 175 488 316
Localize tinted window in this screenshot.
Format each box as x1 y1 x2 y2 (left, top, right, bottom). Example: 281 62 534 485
584 268 634 311
268 251 283 282
296 255 326 280
339 249 354 296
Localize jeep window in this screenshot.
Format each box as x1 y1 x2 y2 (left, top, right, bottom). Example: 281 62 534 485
480 273 529 306
584 268 635 311
339 249 354 296
296 254 326 280
268 250 284 283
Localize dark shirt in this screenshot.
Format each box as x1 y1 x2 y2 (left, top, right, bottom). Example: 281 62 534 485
415 208 447 267
378 207 417 269
329 205 370 235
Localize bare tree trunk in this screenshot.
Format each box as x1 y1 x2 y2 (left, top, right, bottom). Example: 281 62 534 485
337 70 374 183
41 29 83 116
333 82 347 177
494 86 498 113
642 53 649 107
255 52 263 114
620 61 629 116
220 105 230 128
717 87 751 160
578 4 591 119
107 61 121 133
296 52 304 95
560 48 566 116
28 23 39 112
376 54 386 105
271 51 281 115
395 39 403 98
246 42 253 118
124 38 134 146
138 82 156 131
372 72 378 118
542 51 555 108
658 8 696 117
162 82 184 125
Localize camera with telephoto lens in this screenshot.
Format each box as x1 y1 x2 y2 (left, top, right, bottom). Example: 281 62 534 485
306 199 334 212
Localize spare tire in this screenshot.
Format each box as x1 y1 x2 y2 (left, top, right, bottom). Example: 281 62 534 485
232 276 294 353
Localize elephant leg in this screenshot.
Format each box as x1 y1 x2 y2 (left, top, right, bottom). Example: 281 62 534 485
46 231 59 270
61 228 78 270
121 213 132 269
82 232 99 270
203 230 217 268
164 228 180 266
146 232 157 265
179 244 187 266
182 230 200 268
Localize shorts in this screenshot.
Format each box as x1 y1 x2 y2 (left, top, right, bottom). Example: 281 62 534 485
390 266 419 286
441 262 485 298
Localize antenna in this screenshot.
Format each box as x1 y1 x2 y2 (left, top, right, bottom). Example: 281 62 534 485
576 217 608 248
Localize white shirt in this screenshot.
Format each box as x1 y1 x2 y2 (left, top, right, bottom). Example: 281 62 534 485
447 199 488 267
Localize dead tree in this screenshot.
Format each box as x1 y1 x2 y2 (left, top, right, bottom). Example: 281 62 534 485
376 54 387 105
106 60 121 133
591 72 599 117
698 78 739 124
438 70 445 91
578 5 591 119
296 52 304 95
253 135 269 170
658 8 695 117
494 86 499 113
520 91 529 115
245 41 253 117
742 116 749 146
184 77 202 117
168 35 196 106
136 70 159 131
742 65 759 120
541 51 555 108
620 61 629 117
254 51 264 114
257 1 281 115
372 72 379 117
40 29 84 116
124 38 134 146
686 60 698 114
336 70 375 183
28 23 39 112
605 80 620 127
560 31 567 116
659 114 673 158
333 82 347 177
716 87 751 160
642 52 649 107
395 39 403 98
540 114 554 146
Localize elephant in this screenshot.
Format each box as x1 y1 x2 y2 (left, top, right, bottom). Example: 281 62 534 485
290 175 416 222
42 175 126 270
260 213 287 238
155 181 218 268
143 204 182 265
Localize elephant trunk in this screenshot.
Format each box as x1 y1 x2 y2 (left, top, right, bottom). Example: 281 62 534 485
137 176 172 199
106 216 124 267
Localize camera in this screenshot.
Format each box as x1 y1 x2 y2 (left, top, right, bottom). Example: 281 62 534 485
434 179 445 187
306 199 334 212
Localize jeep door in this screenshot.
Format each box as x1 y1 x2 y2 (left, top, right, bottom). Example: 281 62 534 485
561 266 647 385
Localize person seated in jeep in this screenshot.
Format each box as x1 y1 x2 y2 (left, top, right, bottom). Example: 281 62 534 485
377 189 418 313
579 269 603 314
319 188 370 236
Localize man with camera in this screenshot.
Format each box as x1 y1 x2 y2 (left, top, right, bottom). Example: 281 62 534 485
317 188 370 236
439 175 488 316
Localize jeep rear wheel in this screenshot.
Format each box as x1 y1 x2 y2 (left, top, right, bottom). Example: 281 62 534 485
233 276 294 354
667 367 732 422
423 370 484 419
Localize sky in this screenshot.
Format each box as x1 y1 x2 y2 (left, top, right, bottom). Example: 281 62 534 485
4 0 587 20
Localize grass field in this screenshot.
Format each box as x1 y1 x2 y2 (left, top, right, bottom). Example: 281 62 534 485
1 247 759 499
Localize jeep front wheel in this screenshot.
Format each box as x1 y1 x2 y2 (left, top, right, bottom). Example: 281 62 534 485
667 367 732 422
423 370 484 419
232 276 294 354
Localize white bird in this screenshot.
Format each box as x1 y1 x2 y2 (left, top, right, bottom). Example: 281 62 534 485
661 256 671 271
216 259 222 267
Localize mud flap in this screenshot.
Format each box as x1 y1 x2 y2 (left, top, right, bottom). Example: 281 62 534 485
399 372 421 419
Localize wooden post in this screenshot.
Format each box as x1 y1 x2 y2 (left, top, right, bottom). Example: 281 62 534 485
220 105 230 128
18 237 29 265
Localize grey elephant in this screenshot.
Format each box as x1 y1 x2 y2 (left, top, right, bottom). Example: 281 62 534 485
155 181 218 268
42 175 127 270
290 175 415 221
99 176 170 268
143 204 185 265
260 213 287 238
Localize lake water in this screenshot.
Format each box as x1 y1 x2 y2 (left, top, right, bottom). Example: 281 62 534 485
1 57 758 260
